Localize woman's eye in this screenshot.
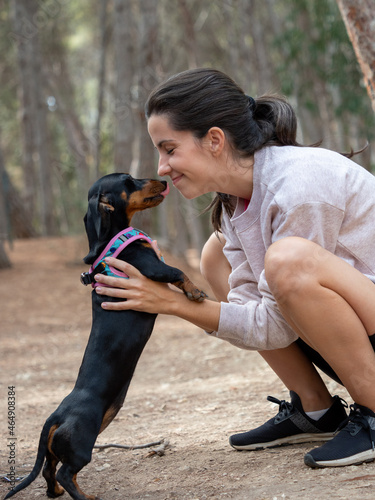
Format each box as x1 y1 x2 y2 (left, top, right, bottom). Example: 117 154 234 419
166 148 175 155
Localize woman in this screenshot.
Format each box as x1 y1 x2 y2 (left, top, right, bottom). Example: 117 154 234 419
95 68 375 468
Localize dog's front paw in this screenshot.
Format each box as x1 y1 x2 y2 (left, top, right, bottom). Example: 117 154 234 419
181 276 207 302
185 288 208 302
172 273 207 302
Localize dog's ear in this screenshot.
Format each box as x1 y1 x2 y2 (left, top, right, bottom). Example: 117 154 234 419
83 193 114 264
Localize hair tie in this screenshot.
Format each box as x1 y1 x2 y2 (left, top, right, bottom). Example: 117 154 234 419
246 94 256 112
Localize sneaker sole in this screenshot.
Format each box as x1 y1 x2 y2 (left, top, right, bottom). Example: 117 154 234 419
230 432 335 451
304 449 375 468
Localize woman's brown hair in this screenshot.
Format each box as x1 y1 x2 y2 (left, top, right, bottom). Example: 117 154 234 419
145 68 304 232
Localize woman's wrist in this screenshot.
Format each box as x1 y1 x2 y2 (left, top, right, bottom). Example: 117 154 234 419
163 286 190 316
167 292 221 332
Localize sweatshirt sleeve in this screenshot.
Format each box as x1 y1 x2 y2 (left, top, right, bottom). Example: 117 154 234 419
217 269 298 350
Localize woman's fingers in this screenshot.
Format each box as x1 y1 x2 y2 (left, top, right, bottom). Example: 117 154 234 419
94 256 161 311
93 256 177 314
94 258 143 287
93 258 141 308
95 257 142 284
99 290 133 310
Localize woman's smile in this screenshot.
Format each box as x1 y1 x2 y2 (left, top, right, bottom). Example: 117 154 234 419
172 174 184 186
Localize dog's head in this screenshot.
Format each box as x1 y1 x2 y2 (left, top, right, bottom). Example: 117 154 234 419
83 173 169 264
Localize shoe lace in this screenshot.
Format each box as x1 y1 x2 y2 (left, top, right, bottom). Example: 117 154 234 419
338 403 375 451
267 395 294 421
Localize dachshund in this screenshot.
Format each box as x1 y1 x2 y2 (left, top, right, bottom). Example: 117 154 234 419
5 173 206 500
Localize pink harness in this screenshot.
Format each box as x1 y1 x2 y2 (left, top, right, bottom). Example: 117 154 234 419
80 227 153 288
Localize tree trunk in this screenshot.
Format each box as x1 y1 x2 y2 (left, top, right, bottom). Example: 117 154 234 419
224 0 240 79
245 0 275 92
135 0 158 178
0 124 37 241
4 172 38 239
130 0 158 234
95 0 111 180
11 0 37 218
0 145 11 269
113 0 135 172
0 241 11 270
43 14 93 193
178 0 199 68
336 0 375 112
46 60 91 192
12 0 55 235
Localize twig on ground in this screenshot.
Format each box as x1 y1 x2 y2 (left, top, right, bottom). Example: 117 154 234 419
93 438 165 451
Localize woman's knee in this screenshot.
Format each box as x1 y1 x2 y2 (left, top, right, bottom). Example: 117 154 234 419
201 233 231 301
265 237 319 298
201 233 224 277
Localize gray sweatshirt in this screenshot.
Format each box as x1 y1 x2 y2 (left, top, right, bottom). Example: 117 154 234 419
211 145 375 351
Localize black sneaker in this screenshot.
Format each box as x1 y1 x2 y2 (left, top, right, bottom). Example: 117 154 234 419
229 391 347 451
304 403 375 468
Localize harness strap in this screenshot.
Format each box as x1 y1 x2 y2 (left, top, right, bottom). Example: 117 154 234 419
81 227 153 288
80 262 105 286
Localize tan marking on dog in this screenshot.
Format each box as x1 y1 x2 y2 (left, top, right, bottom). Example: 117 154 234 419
99 405 120 433
72 474 97 500
99 195 115 212
128 191 147 207
47 424 59 456
43 426 65 497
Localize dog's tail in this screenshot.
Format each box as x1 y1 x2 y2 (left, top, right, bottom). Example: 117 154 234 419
3 419 58 499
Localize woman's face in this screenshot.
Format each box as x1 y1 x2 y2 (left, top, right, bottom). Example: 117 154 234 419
147 114 222 199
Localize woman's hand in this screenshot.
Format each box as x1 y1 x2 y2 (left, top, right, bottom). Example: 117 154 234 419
95 256 221 332
95 257 176 314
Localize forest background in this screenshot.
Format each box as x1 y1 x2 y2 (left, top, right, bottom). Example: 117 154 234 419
1 0 375 268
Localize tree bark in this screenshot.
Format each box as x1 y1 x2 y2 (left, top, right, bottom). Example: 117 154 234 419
95 0 111 180
168 0 207 253
45 58 91 192
178 0 199 68
0 145 11 269
10 0 37 218
2 170 37 239
130 0 158 234
113 0 135 172
135 0 158 178
336 0 375 112
245 0 274 92
12 0 55 235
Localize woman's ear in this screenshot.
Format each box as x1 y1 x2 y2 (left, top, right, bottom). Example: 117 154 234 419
206 127 226 156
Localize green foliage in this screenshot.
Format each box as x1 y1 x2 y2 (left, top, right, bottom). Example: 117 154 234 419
274 0 375 140
1 0 375 237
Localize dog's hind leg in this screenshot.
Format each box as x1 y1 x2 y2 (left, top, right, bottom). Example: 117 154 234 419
42 451 64 498
42 425 65 498
56 464 101 500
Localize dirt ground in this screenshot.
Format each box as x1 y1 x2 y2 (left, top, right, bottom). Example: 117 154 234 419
1 236 375 500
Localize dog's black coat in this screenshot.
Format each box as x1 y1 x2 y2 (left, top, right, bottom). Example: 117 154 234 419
5 173 206 500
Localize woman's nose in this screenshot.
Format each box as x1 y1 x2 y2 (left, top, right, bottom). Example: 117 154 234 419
157 156 171 177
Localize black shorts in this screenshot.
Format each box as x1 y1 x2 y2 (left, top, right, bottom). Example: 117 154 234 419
296 334 375 385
